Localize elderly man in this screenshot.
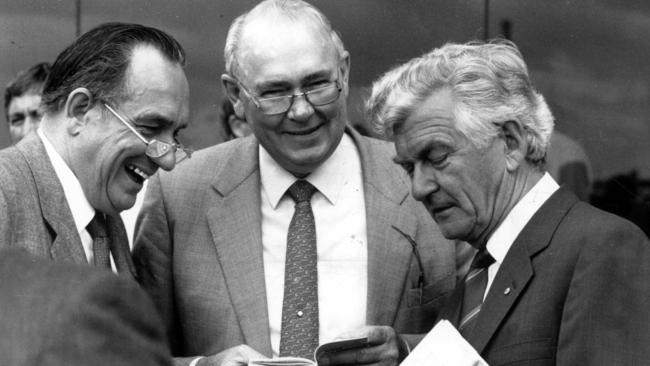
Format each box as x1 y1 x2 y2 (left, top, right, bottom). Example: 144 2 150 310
134 1 459 365
0 22 190 277
4 62 50 144
366 40 650 365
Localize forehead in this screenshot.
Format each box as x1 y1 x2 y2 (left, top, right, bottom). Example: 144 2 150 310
394 88 460 155
119 45 190 126
237 16 339 86
8 93 42 113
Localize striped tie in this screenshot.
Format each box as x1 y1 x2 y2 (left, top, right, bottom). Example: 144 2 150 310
458 248 495 337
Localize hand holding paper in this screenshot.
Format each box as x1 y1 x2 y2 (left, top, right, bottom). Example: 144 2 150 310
318 326 407 366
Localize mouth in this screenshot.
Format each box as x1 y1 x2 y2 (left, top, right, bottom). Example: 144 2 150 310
285 123 323 136
125 164 151 185
431 204 454 217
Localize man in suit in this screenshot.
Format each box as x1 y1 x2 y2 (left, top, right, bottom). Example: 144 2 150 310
0 248 171 366
134 1 460 365
366 40 650 365
0 22 190 277
4 62 50 144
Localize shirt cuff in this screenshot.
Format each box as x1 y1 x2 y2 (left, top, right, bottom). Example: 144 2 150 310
189 356 205 366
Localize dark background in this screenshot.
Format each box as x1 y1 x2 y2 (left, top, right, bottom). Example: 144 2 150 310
2 0 648 184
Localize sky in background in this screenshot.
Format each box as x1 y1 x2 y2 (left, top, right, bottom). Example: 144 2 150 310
1 0 648 180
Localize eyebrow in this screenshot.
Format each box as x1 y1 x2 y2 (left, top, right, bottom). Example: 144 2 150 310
255 70 334 91
133 112 186 130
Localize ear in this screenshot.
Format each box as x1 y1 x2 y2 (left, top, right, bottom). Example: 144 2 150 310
228 114 252 138
221 74 246 119
63 88 94 136
501 120 528 172
338 50 351 89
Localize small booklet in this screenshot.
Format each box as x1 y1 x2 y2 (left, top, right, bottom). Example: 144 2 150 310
249 337 369 366
400 320 488 366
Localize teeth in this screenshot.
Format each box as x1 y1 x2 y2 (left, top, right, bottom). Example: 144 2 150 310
128 165 150 180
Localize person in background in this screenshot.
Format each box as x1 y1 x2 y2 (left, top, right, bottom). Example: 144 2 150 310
134 1 461 365
0 22 190 278
4 62 51 144
366 39 650 365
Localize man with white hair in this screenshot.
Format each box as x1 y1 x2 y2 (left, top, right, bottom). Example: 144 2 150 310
135 1 461 366
366 40 650 365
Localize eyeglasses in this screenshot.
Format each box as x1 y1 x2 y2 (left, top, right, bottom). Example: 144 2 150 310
237 79 342 115
103 103 192 164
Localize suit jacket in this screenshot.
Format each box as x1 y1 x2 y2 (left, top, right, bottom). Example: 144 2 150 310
134 129 458 363
0 132 136 278
0 248 170 366
437 187 650 365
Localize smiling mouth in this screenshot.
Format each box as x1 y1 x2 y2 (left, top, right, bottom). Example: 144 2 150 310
285 124 322 136
125 164 150 185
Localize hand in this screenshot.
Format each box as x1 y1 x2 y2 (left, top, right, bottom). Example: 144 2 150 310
318 326 408 366
197 345 265 366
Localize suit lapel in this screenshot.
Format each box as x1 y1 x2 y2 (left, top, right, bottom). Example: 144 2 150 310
206 137 273 356
16 134 87 265
468 187 579 353
349 129 415 325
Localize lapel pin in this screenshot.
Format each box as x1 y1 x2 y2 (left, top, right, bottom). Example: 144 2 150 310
504 287 511 295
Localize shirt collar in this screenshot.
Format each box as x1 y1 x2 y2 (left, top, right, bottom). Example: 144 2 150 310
486 172 559 263
259 133 357 208
38 128 95 234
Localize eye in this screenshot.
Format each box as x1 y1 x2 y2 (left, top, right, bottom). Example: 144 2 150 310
399 162 415 178
10 116 25 126
260 88 290 98
428 153 448 167
304 80 330 92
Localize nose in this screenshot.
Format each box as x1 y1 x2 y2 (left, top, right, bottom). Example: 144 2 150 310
411 162 439 202
151 151 176 171
287 94 314 122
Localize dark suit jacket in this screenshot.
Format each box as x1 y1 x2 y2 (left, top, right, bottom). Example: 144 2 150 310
0 133 136 278
0 248 170 366
438 187 650 365
134 129 459 364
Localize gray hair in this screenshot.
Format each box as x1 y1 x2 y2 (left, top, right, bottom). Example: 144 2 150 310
366 40 554 167
224 0 345 79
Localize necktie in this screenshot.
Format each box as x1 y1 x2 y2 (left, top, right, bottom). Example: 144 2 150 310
279 180 319 359
87 213 110 268
458 248 495 337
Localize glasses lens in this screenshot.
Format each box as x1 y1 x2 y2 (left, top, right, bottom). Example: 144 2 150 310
306 83 340 106
258 96 293 115
145 140 173 158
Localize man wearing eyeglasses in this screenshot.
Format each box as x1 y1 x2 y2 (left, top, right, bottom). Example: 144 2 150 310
0 22 190 277
134 1 459 366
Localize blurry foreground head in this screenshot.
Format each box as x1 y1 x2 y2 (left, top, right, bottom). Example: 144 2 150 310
41 22 190 214
4 62 51 144
367 40 554 247
221 0 350 177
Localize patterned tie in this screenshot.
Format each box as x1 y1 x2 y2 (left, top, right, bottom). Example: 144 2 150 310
279 180 319 359
458 248 495 337
87 213 110 268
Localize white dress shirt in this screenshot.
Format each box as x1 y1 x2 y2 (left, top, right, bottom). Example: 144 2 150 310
483 173 559 298
38 128 116 271
260 134 368 357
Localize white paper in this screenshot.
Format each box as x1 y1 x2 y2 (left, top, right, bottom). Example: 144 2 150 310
400 320 488 366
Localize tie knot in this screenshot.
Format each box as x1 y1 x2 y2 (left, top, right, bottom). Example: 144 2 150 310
287 180 317 203
471 248 495 269
86 213 107 239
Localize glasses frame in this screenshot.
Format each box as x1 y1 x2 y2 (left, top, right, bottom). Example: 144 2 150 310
103 103 192 162
236 75 342 116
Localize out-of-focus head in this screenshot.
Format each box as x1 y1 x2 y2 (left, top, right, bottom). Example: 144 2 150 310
4 62 51 144
366 40 554 246
221 0 350 177
42 22 190 215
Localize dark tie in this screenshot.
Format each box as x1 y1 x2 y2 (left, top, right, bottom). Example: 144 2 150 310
458 248 495 337
279 180 319 359
87 213 110 268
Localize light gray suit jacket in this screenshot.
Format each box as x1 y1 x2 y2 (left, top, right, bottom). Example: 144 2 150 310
0 132 136 278
134 129 457 363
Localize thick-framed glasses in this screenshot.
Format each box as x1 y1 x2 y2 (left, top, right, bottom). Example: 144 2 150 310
237 78 342 116
103 103 192 164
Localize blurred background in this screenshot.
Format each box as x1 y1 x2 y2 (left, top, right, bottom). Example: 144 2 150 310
1 0 648 231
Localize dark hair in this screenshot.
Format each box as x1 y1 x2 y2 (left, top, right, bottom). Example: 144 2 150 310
4 62 51 117
41 22 185 114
